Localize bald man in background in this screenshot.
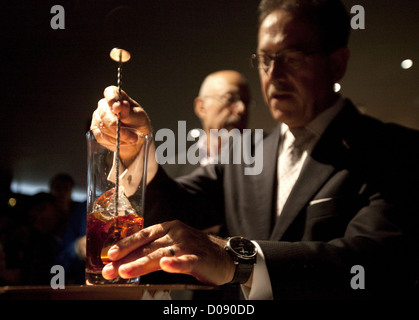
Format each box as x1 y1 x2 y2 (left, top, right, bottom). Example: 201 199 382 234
163 70 251 178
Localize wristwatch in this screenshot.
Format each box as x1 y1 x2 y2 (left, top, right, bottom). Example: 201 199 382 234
224 236 257 285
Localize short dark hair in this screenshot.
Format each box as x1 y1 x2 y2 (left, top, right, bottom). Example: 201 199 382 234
258 0 351 53
49 173 74 189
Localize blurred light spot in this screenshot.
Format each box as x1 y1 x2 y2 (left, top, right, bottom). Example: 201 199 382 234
401 59 413 70
8 198 17 208
10 180 86 202
190 129 201 139
333 83 341 93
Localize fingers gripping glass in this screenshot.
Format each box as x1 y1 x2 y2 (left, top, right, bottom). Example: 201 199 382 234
250 49 322 72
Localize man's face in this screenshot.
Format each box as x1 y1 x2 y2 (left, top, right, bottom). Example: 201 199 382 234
198 74 249 131
258 10 342 127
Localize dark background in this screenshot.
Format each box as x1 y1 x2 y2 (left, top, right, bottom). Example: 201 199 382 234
1 0 418 200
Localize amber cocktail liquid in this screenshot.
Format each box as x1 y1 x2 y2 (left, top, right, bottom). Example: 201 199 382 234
86 213 143 269
85 188 144 285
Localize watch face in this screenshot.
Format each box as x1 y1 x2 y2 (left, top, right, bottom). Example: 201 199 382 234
229 237 257 259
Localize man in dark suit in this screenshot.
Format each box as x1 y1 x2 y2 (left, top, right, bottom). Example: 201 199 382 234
92 0 419 299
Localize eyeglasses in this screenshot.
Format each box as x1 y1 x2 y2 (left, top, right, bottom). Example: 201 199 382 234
201 93 241 106
250 49 322 72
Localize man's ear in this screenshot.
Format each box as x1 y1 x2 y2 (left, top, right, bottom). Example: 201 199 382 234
329 47 350 83
194 97 206 119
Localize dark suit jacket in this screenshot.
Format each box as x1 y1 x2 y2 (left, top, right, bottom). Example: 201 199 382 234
145 99 419 299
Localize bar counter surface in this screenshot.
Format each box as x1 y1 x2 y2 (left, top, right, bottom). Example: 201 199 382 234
0 283 216 300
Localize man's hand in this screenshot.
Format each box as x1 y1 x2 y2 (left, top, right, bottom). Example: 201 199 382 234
91 86 152 163
102 220 236 286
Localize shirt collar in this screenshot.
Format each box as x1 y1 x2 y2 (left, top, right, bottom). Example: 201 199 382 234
280 96 345 144
305 95 345 138
281 96 345 150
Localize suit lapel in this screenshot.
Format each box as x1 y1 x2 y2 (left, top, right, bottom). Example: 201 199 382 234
252 124 282 238
270 101 359 240
270 154 336 240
